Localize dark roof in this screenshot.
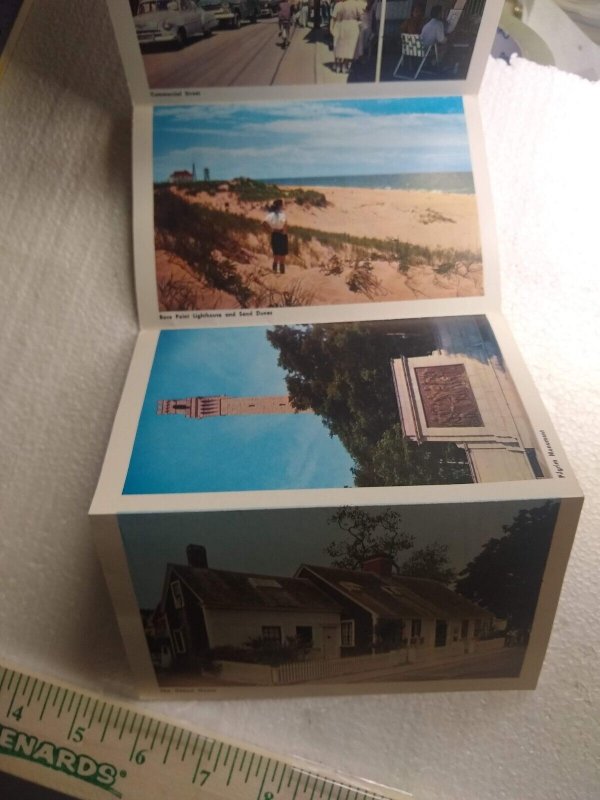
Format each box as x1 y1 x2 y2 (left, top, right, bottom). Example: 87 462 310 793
167 564 342 614
392 576 493 620
297 565 491 620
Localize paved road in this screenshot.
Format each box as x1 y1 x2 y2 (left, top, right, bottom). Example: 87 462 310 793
365 646 526 683
143 19 320 89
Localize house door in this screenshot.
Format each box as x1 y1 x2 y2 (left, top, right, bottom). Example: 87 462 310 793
435 620 448 647
321 625 339 660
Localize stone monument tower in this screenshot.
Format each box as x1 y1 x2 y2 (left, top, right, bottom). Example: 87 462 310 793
157 395 312 419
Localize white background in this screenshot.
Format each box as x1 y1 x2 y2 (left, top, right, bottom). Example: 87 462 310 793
1 2 599 798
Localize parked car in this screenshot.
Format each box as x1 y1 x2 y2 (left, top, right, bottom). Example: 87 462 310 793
196 0 260 28
134 0 218 48
258 0 280 17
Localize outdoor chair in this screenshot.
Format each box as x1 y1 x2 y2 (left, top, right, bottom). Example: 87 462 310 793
392 33 438 80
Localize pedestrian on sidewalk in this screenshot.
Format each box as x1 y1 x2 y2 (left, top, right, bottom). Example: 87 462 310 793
355 0 376 62
263 198 288 274
299 0 309 27
278 0 292 45
331 0 364 73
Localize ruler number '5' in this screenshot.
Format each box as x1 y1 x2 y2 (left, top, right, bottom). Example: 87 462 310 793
71 727 85 743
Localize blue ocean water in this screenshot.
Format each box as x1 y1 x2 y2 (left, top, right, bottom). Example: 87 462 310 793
270 171 475 194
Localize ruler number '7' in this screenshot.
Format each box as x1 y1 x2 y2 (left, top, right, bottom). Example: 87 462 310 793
134 750 212 788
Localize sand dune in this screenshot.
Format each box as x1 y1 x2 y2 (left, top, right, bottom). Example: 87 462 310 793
179 184 482 251
156 184 484 310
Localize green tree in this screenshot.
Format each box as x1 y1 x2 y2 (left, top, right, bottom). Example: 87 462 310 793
326 506 414 569
455 501 559 632
398 542 456 585
266 322 471 486
326 507 457 586
353 424 471 487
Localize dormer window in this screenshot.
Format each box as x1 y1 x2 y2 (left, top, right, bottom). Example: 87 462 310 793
382 586 406 597
249 577 282 589
170 579 184 609
339 581 362 592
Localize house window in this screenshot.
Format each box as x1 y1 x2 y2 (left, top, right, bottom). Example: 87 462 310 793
411 619 422 638
341 620 355 647
172 629 186 654
261 626 282 644
296 626 313 647
170 580 184 609
435 620 447 647
461 619 470 639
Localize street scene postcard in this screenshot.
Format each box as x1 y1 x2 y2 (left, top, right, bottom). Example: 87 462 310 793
108 0 502 101
89 0 583 698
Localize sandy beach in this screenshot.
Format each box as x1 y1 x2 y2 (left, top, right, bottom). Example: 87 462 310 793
180 184 482 251
155 184 484 310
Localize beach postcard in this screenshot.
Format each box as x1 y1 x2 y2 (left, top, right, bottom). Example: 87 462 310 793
123 314 550 496
151 96 485 315
115 496 572 693
112 0 497 94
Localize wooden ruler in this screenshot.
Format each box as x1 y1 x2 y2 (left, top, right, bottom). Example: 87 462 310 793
0 663 410 800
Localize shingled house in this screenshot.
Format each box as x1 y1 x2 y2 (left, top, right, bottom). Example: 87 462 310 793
158 545 342 670
152 546 493 672
296 556 493 656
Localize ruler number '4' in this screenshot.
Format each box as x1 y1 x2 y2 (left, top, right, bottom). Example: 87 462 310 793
11 706 23 722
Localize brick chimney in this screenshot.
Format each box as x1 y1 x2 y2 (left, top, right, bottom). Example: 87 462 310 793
361 554 394 577
186 544 208 569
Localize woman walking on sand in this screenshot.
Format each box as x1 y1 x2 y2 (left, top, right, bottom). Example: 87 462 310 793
263 198 288 274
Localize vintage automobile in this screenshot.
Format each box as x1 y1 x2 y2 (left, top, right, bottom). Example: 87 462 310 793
196 0 260 28
134 0 218 48
258 0 280 17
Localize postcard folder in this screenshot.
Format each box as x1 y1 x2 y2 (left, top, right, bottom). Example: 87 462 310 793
90 0 583 697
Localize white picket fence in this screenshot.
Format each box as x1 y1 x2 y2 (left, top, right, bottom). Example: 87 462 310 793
274 649 409 684
218 637 506 686
219 649 409 685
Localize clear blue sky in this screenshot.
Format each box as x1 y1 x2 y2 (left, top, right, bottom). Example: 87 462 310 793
153 96 472 183
119 500 558 608
123 327 355 495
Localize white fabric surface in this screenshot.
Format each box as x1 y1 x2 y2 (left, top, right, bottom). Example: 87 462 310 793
1 2 599 798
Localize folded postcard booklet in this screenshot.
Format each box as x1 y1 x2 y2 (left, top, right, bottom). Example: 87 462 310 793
91 0 582 698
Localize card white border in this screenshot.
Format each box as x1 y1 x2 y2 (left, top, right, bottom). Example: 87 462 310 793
90 310 582 516
134 95 500 329
91 494 583 698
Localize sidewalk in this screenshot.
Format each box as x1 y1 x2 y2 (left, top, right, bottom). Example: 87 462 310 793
273 23 376 86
